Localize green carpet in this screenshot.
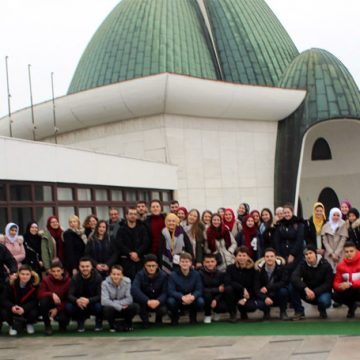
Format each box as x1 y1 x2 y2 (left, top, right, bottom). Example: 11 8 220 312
24 320 360 337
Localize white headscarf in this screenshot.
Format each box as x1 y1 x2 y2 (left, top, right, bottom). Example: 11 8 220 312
5 222 19 244
328 208 344 233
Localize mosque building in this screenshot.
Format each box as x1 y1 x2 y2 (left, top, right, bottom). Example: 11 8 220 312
0 0 359 230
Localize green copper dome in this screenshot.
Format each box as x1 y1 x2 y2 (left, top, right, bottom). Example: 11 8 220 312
68 0 219 94
275 48 360 208
68 0 300 93
204 0 299 86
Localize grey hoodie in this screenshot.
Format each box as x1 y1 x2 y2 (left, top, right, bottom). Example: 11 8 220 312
101 275 133 311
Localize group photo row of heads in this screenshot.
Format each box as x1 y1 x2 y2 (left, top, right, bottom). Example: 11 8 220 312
1 198 359 336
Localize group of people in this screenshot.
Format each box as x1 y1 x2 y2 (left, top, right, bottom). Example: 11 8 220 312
0 198 360 336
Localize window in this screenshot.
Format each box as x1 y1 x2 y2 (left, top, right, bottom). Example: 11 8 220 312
0 181 172 230
78 188 92 201
318 187 339 214
111 190 123 201
10 185 31 201
35 185 53 201
57 187 73 201
311 138 332 161
95 189 108 201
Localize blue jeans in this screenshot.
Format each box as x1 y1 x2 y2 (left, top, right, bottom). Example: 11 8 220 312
288 283 304 313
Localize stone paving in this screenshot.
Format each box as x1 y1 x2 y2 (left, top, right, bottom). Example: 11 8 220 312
0 304 359 360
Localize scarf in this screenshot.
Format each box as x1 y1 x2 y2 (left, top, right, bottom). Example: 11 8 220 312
328 208 344 233
206 223 231 252
46 216 64 261
23 221 42 255
242 215 257 257
312 202 326 235
223 208 236 232
5 223 19 244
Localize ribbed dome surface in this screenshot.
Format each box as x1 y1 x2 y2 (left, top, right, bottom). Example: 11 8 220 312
204 0 299 85
68 0 300 93
68 0 219 94
278 48 360 123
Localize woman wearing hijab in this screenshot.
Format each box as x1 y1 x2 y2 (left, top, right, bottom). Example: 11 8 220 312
236 215 263 260
0 223 25 268
237 203 250 224
321 208 348 272
204 213 236 271
305 202 327 254
63 215 87 276
182 209 205 268
41 216 64 272
347 208 360 249
158 213 193 274
340 200 352 221
23 221 43 276
223 208 242 238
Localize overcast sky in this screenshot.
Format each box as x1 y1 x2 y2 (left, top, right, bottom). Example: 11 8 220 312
0 0 359 117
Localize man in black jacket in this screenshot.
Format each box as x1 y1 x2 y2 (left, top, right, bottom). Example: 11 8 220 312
291 245 333 319
254 248 289 320
114 207 151 280
199 253 230 324
1 265 39 336
131 254 168 328
65 257 103 332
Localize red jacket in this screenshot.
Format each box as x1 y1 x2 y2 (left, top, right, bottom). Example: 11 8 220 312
38 273 71 310
333 250 360 291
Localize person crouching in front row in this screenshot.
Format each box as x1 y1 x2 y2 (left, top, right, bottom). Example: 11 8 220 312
38 261 71 335
254 248 290 320
1 264 39 336
65 257 103 333
131 254 168 328
102 265 138 332
167 252 204 325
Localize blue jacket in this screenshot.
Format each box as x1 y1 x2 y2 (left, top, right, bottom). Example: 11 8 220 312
131 268 168 305
168 268 203 300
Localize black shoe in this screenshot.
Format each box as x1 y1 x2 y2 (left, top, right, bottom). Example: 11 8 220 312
319 310 328 319
240 312 248 320
280 311 290 321
142 321 150 329
347 304 357 319
263 309 270 320
171 317 179 326
94 320 103 332
292 312 305 321
228 312 237 323
77 321 85 333
44 325 53 336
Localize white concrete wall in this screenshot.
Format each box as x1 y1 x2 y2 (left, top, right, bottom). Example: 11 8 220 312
0 136 177 190
50 114 278 212
299 119 360 217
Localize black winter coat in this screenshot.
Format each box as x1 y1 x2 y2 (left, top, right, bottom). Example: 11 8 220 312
68 269 102 304
131 268 168 306
274 217 304 270
254 260 289 300
0 244 17 283
63 229 86 274
291 257 333 297
225 260 255 298
199 267 226 301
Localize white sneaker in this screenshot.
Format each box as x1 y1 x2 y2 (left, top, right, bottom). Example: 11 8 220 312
203 316 212 324
9 327 17 336
213 313 221 322
26 324 35 334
